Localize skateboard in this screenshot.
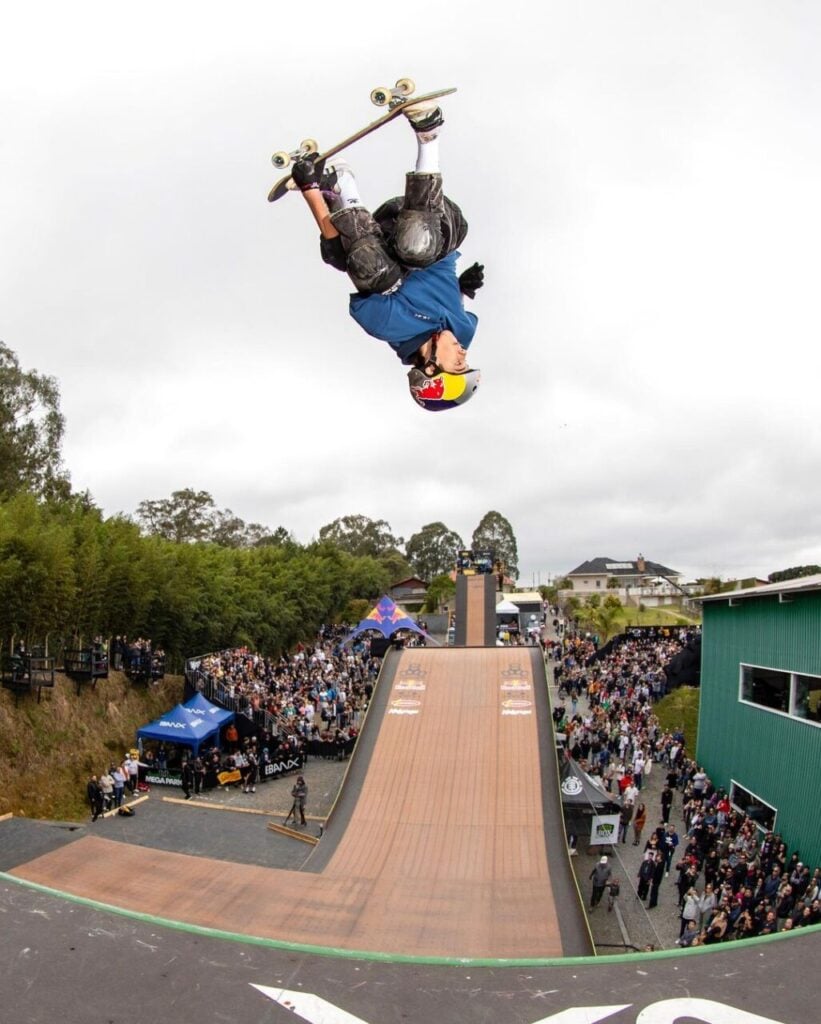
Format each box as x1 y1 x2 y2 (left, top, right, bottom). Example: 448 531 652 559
267 78 456 203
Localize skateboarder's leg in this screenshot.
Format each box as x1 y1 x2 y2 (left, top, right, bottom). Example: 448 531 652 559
329 205 403 294
393 105 467 267
392 175 468 268
295 155 401 294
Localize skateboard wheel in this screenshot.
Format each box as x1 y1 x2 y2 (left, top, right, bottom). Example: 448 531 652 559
299 138 318 155
271 150 291 169
371 87 391 106
395 77 415 96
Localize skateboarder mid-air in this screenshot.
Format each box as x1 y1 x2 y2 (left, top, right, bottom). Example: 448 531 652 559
290 100 484 412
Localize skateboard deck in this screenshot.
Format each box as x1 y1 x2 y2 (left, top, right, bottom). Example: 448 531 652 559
268 81 456 203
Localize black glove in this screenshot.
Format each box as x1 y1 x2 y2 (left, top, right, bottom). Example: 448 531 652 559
291 153 326 192
458 261 485 298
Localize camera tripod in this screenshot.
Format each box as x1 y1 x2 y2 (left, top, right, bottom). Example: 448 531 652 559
284 800 306 826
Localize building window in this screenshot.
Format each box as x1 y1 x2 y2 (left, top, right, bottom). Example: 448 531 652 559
741 665 790 712
794 674 821 723
740 664 821 726
729 780 777 832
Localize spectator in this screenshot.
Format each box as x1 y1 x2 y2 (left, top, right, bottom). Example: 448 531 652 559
589 856 612 909
679 887 700 938
290 775 308 825
86 774 103 822
111 764 126 808
637 851 656 902
99 769 114 812
632 801 647 846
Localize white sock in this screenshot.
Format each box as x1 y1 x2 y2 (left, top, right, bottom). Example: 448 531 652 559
415 136 440 174
336 167 362 207
323 166 362 212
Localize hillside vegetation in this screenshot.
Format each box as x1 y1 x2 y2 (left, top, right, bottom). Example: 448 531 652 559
0 671 183 820
654 685 701 753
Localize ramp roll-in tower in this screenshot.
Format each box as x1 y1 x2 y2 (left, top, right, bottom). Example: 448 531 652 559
455 572 496 646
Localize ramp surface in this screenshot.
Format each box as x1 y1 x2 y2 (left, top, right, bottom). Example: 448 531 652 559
9 647 590 959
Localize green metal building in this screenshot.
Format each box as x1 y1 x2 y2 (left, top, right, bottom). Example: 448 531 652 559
697 575 821 867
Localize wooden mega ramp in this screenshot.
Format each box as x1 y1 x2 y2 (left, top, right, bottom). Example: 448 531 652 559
9 647 591 959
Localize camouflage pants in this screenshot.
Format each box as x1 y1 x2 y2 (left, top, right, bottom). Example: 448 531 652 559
322 172 468 295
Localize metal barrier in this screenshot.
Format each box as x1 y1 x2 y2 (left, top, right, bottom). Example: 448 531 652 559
185 662 277 736
63 648 109 695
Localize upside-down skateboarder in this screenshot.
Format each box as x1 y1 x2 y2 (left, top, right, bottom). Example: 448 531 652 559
291 100 484 412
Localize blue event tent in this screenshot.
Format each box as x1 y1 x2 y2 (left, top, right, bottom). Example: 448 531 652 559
182 691 235 730
137 699 226 756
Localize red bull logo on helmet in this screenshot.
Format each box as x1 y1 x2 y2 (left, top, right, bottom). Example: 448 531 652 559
407 367 480 411
411 375 445 401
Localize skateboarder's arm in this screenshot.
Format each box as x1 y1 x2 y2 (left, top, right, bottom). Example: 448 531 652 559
300 187 339 240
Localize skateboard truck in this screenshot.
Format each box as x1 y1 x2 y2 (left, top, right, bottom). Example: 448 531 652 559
272 137 318 171
369 76 416 108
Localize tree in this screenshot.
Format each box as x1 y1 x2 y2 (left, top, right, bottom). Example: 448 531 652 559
254 525 295 548
136 488 217 543
210 510 272 548
135 489 271 547
377 549 412 584
423 573 456 613
768 565 821 583
471 511 519 580
0 342 70 500
405 521 464 581
594 595 623 642
318 515 404 559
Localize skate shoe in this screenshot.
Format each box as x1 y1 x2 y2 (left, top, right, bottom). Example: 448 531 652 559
403 100 444 141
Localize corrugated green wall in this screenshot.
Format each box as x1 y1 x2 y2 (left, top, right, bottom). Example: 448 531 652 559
697 591 821 866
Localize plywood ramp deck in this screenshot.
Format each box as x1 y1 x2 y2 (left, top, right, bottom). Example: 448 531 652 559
11 649 572 959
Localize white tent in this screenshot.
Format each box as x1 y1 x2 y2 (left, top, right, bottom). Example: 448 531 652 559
495 600 519 614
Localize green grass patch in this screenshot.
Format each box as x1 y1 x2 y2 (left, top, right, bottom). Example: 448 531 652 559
654 686 700 754
617 605 701 629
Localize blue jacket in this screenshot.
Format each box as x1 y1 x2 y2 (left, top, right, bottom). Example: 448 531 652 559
348 251 477 363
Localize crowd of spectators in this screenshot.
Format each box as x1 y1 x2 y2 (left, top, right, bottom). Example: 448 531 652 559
86 751 143 819
549 626 820 947
111 636 166 682
188 626 381 767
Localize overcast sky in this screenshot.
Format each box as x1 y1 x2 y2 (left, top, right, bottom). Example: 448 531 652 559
3 1 820 586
